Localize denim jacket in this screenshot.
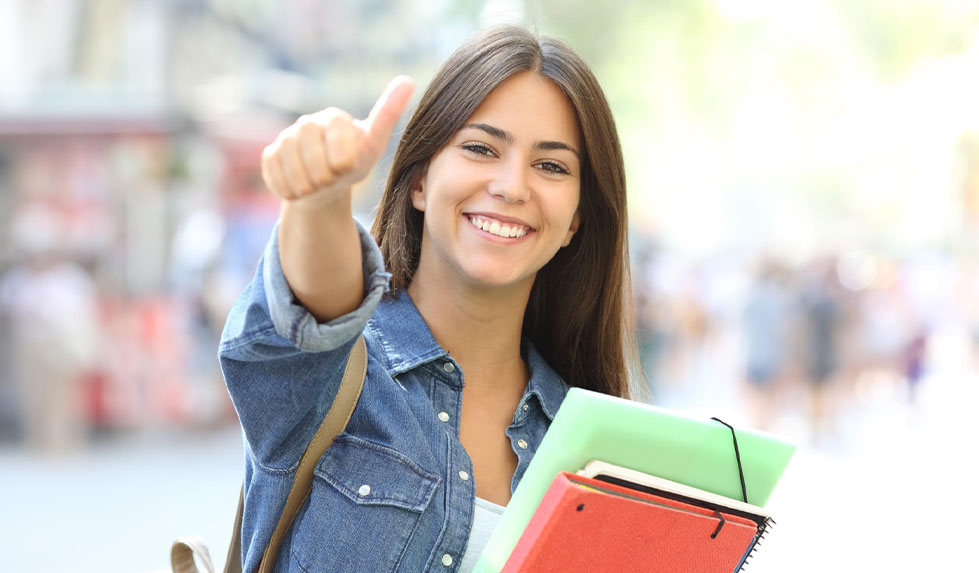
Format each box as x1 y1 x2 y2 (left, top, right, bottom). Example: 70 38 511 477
220 221 570 572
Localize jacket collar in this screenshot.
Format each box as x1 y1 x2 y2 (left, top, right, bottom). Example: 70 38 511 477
367 289 568 421
368 289 449 377
521 341 568 421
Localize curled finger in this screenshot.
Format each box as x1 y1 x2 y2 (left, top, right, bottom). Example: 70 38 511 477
296 118 333 189
279 137 316 197
325 115 358 176
262 144 292 199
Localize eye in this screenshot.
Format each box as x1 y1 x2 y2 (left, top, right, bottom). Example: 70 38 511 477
460 142 496 157
535 160 571 175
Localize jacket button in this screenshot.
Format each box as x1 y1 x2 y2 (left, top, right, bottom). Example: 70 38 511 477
522 403 529 411
358 484 371 496
442 362 455 373
458 470 470 481
517 439 528 450
438 411 450 423
442 553 453 566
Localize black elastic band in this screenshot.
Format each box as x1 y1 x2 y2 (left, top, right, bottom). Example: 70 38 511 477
710 509 726 539
710 417 748 504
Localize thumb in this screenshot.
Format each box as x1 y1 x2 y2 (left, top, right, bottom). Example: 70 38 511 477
361 75 415 154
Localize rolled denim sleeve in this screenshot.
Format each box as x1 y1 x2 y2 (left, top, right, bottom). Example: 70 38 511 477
263 219 390 352
219 219 390 469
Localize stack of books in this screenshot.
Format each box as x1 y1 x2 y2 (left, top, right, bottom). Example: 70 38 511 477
472 389 796 573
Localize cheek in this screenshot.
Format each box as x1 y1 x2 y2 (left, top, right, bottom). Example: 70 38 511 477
550 186 581 227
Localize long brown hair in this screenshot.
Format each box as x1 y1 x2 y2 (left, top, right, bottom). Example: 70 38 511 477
371 25 637 399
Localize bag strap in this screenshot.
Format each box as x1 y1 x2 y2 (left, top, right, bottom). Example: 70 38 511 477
173 536 216 573
256 334 368 572
222 486 245 573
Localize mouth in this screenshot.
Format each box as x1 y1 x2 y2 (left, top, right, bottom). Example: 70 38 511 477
466 214 534 239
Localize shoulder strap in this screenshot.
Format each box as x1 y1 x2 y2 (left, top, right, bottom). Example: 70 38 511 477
222 334 369 573
222 487 245 573
173 536 215 573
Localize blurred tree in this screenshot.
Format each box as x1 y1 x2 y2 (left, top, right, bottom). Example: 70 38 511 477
833 0 979 81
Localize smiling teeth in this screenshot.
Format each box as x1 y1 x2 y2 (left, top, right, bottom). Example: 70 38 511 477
468 216 530 238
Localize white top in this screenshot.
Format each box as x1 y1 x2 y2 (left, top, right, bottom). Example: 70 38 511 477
459 496 506 572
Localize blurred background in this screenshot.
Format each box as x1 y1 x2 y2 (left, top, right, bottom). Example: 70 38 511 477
1 0 977 571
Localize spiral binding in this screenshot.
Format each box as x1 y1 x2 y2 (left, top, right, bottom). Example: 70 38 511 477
736 517 776 571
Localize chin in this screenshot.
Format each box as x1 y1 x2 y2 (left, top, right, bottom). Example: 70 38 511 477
460 264 531 290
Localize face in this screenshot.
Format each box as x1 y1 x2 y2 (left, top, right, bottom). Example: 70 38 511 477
411 71 582 291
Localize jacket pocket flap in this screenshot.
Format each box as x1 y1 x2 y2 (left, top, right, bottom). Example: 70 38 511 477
314 434 441 512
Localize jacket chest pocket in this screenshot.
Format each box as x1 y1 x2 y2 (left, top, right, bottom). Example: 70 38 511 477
289 434 441 572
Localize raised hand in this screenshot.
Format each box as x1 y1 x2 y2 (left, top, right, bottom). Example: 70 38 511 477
261 75 415 206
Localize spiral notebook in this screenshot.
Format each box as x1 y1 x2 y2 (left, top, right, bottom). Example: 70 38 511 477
581 460 773 571
502 470 766 572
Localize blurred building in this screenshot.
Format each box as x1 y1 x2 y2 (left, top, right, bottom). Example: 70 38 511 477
0 0 475 440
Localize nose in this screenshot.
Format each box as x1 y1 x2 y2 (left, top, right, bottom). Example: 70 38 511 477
487 157 530 204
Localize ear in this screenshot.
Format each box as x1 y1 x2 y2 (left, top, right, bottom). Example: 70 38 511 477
561 211 581 247
410 175 426 211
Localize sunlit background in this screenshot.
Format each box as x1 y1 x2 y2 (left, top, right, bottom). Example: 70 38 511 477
1 0 978 571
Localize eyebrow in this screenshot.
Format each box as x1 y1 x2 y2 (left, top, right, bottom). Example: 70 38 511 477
462 123 580 159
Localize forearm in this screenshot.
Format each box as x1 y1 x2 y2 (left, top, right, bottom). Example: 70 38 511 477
278 192 364 323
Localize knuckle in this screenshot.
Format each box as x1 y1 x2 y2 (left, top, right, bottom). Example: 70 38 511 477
297 118 316 133
323 109 352 130
296 121 321 144
280 131 298 146
279 135 300 157
281 123 300 141
321 106 344 119
261 143 278 162
332 149 356 173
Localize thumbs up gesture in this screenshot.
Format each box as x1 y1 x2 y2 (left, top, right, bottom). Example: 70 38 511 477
261 76 415 205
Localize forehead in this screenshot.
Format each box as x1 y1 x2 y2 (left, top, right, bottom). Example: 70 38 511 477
464 71 581 150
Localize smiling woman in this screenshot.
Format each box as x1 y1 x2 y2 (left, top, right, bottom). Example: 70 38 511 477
221 24 637 572
376 28 634 400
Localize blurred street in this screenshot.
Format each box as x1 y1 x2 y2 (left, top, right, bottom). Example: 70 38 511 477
0 426 243 573
751 354 979 572
2 332 975 572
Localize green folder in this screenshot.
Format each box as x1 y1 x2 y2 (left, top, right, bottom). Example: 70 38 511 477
474 388 796 572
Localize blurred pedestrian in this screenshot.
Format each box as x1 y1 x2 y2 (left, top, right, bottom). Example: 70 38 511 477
902 328 928 404
632 242 672 403
801 264 843 444
741 259 792 430
0 207 100 454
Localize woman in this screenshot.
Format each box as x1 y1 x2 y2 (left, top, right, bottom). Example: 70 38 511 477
222 24 635 571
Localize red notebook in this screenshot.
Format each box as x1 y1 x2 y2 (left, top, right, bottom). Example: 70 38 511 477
502 472 761 573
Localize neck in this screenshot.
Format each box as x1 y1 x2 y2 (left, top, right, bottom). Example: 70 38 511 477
407 265 532 389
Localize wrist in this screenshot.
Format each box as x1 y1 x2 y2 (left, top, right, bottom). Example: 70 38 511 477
281 188 353 221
